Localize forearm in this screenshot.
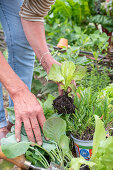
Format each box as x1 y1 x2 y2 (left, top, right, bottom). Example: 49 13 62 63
0 52 27 98
21 18 58 73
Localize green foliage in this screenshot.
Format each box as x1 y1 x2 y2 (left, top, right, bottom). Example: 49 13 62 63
98 83 113 105
66 87 113 139
1 134 31 158
70 157 95 170
48 61 86 92
1 111 72 169
69 116 113 170
43 117 66 145
80 66 110 93
90 15 113 32
92 115 106 158
43 117 72 168
6 107 15 124
42 94 55 119
46 0 90 25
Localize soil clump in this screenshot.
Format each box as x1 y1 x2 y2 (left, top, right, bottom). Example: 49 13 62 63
53 93 75 114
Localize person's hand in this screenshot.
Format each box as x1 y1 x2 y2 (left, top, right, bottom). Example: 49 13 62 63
57 80 77 96
57 82 63 95
12 87 46 145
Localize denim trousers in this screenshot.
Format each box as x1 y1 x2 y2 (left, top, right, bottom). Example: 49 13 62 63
0 0 35 128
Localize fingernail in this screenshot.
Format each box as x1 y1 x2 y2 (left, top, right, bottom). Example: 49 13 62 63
31 143 35 147
16 138 20 143
45 137 50 141
38 141 42 146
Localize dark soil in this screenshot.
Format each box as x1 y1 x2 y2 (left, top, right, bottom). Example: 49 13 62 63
73 127 95 141
53 93 75 114
80 165 90 170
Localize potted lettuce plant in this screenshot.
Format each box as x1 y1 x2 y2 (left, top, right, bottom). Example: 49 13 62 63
66 86 113 160
69 115 113 170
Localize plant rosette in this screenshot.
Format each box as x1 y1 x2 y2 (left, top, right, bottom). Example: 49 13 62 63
70 134 93 160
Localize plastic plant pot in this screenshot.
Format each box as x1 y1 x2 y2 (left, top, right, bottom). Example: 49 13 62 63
57 38 68 49
71 134 93 160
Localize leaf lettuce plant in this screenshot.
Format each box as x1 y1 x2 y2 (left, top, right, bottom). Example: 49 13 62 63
48 61 86 92
69 115 113 170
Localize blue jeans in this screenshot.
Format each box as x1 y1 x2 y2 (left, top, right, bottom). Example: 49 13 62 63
0 0 35 128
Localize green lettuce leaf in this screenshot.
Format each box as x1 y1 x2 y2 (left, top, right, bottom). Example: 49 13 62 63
43 117 66 145
59 135 69 155
97 137 113 169
48 64 64 82
92 115 106 159
1 135 31 158
61 61 76 90
48 61 86 92
69 157 95 170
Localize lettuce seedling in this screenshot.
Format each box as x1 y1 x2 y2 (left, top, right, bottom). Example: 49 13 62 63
48 61 86 92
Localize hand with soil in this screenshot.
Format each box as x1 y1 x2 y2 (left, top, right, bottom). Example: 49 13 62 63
55 81 76 114
12 87 46 145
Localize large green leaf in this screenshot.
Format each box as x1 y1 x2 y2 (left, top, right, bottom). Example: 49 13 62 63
92 115 106 159
42 141 57 153
1 135 31 158
43 117 66 145
61 61 76 90
48 64 64 83
59 135 69 155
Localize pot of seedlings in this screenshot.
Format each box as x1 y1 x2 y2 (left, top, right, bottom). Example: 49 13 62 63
68 86 113 160
69 115 113 170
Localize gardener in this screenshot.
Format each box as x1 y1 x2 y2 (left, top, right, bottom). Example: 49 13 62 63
0 0 60 145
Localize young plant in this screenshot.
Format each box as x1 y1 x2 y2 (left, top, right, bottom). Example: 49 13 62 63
48 61 86 114
66 87 113 140
48 61 86 92
69 115 113 170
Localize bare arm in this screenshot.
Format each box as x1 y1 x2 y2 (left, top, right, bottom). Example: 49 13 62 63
21 19 60 73
0 52 46 145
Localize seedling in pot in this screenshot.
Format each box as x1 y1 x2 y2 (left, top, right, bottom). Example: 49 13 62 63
48 61 86 114
69 115 113 170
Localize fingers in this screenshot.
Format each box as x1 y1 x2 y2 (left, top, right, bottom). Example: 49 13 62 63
23 118 35 143
30 117 42 145
15 118 22 142
36 108 46 130
71 80 76 88
58 82 63 95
